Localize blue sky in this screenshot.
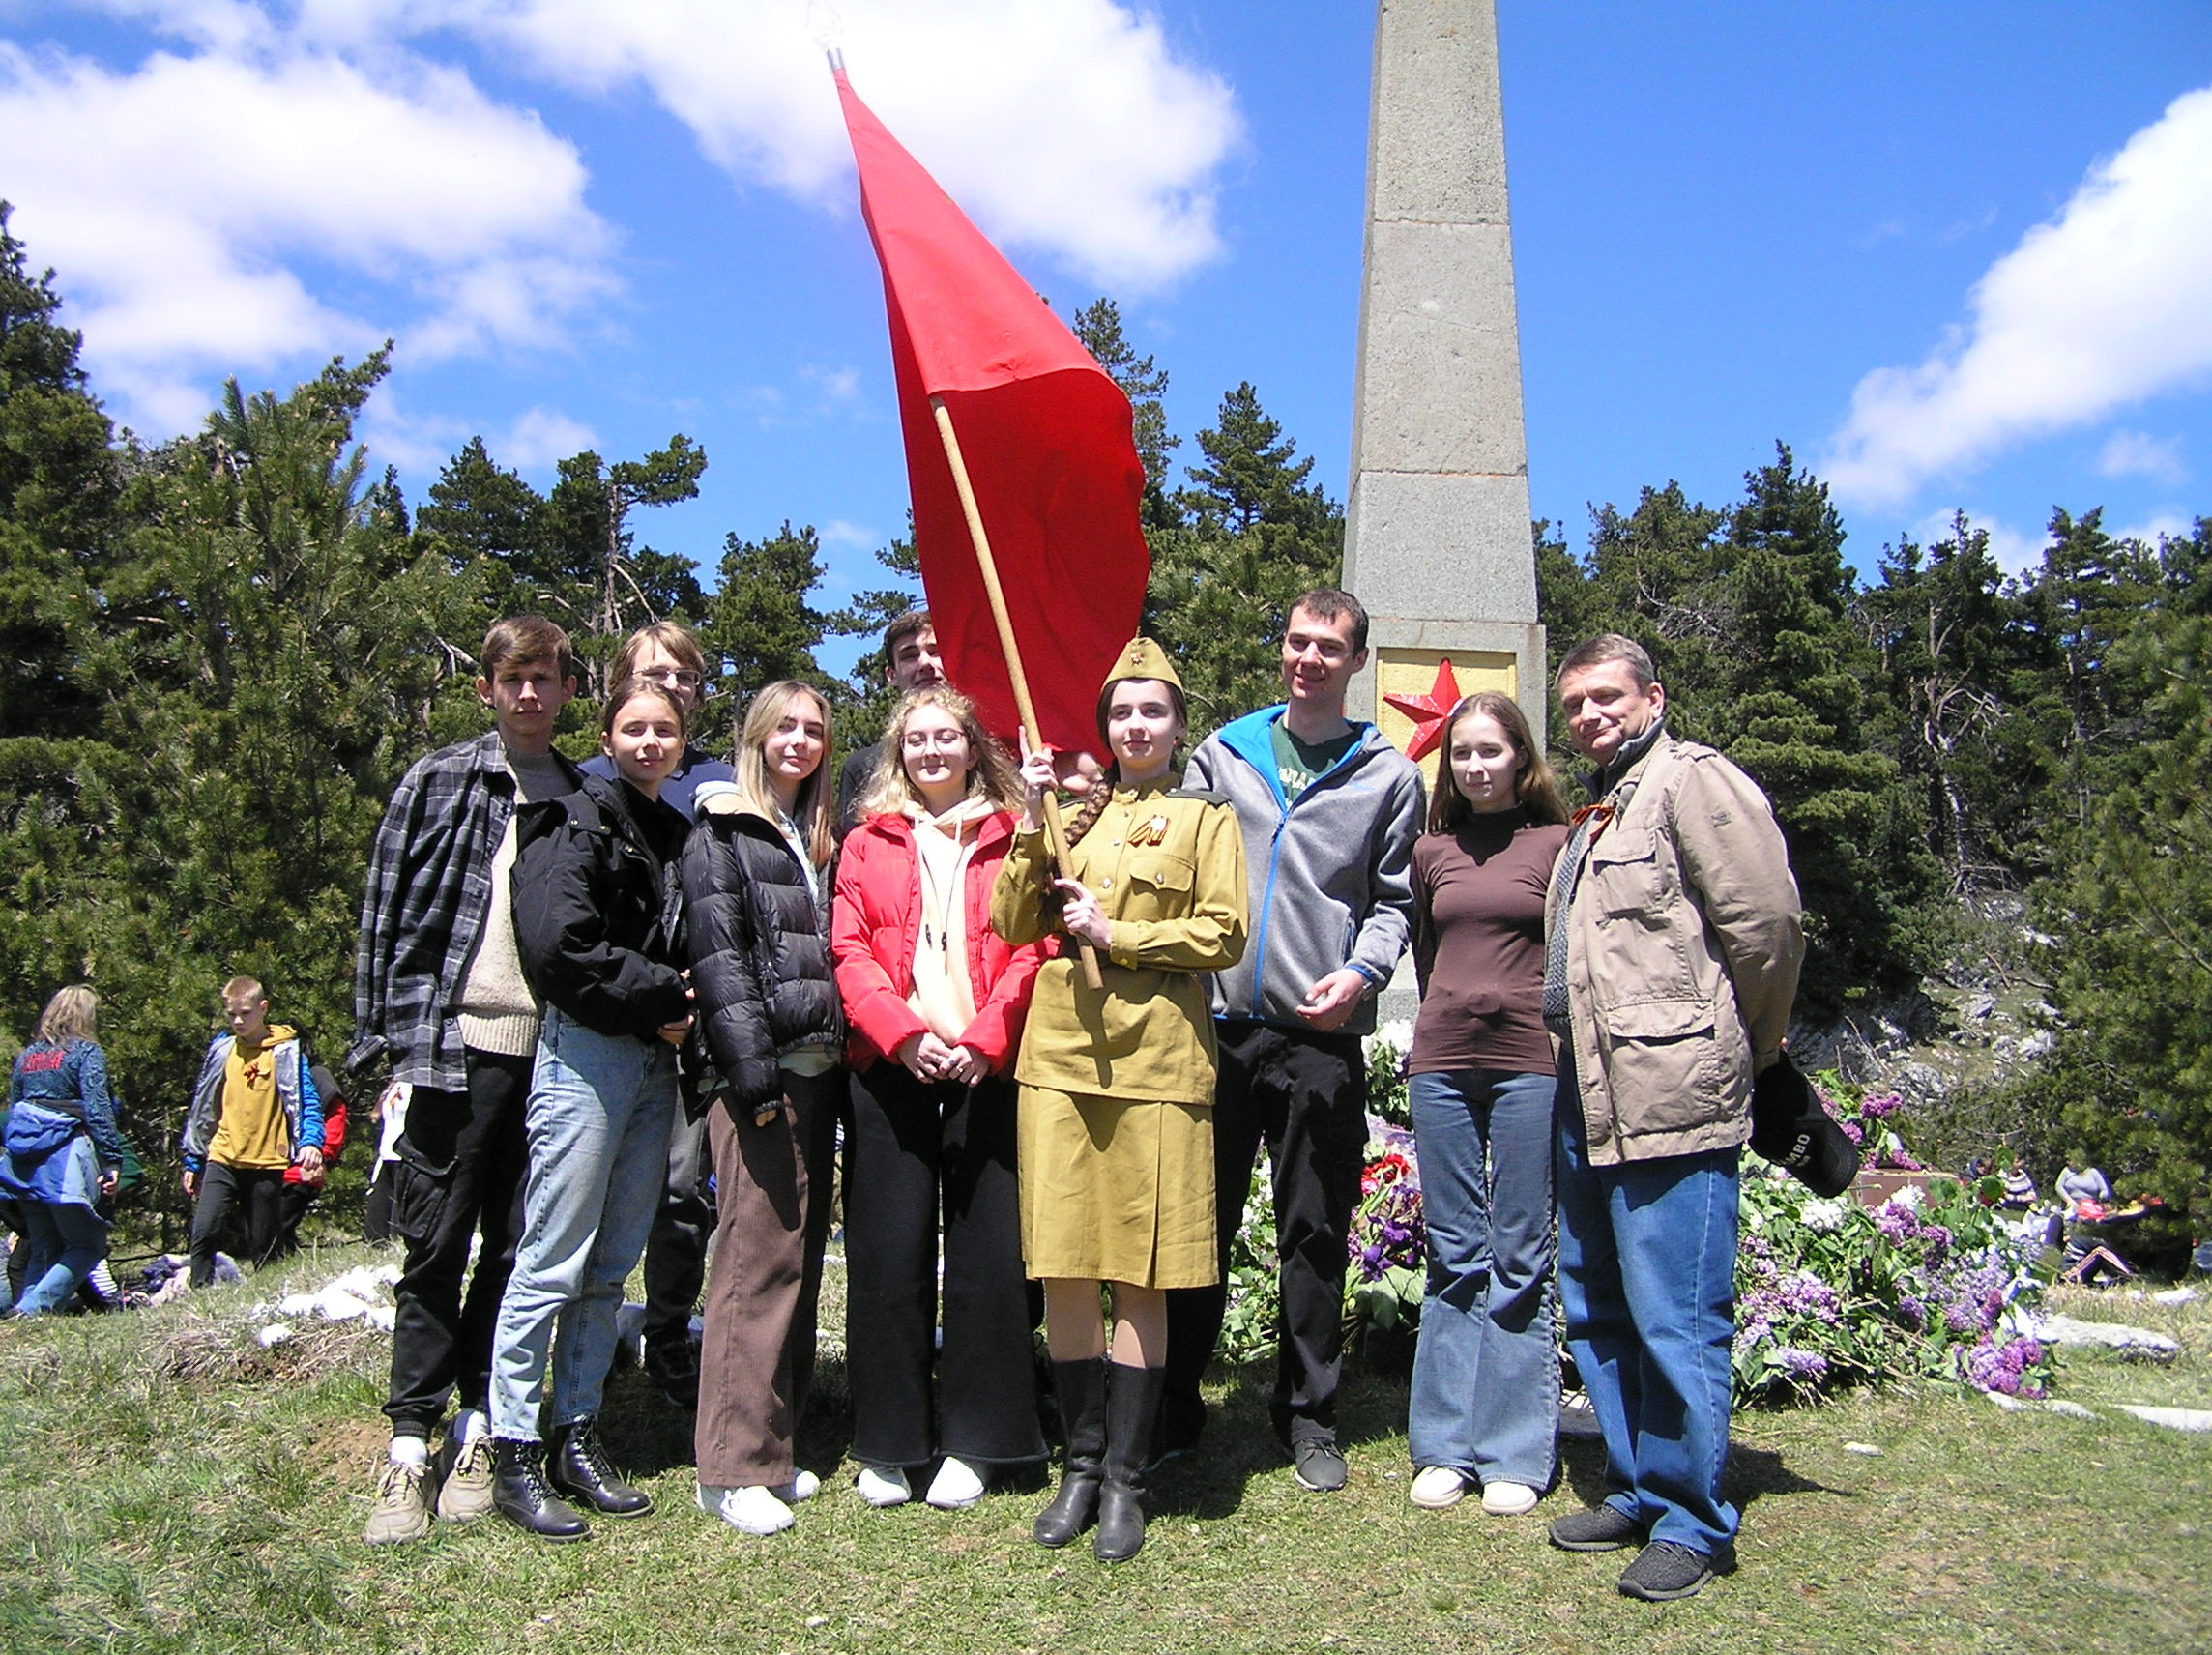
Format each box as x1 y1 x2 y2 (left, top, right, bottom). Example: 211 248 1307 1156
3 2 2207 677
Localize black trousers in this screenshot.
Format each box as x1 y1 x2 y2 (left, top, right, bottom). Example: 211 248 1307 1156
641 1098 715 1354
267 1177 321 1262
844 1063 1043 1468
188 1163 288 1285
1164 1020 1367 1442
383 1050 531 1438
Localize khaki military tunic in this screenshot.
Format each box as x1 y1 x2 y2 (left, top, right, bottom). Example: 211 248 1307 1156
990 780 1247 1286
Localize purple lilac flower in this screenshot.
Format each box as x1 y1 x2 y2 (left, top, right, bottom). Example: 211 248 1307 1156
1841 1119 1865 1147
1898 1295 1927 1333
1775 1348 1829 1380
1877 1205 1919 1244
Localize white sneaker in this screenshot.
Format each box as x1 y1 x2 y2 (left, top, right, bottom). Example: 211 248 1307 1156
695 1482 795 1535
855 1466 912 1508
1480 1480 1540 1516
1410 1466 1470 1510
924 1457 987 1510
773 1469 821 1503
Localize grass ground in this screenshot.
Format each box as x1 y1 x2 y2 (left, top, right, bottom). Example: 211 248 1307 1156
1 1248 2206 1655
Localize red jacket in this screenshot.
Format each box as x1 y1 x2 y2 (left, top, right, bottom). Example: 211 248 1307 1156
831 807 1044 1075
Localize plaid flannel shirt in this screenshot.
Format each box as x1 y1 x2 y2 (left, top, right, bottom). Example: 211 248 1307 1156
347 729 579 1091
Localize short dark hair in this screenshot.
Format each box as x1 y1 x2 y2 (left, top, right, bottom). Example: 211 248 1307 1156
1289 588 1369 653
1556 633 1656 691
480 615 575 683
882 609 934 678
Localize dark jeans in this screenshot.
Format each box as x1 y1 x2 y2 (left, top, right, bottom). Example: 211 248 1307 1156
188 1163 288 1285
641 1097 714 1354
1165 1020 1367 1443
268 1177 321 1263
383 1049 532 1438
844 1063 1041 1468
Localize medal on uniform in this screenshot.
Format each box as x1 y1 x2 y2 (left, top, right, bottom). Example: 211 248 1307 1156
1130 814 1170 847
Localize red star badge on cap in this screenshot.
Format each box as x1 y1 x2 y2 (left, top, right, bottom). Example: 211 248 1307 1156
1382 658 1465 762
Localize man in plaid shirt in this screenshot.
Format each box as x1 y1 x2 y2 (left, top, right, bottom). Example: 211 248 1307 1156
351 616 581 1545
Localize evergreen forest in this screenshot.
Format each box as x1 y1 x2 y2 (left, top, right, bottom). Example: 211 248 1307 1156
1 213 2205 1255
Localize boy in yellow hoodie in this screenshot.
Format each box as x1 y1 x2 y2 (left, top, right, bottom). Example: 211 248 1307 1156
181 975 323 1286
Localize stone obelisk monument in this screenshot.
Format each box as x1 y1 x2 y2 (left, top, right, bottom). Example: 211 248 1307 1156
1342 0 1544 748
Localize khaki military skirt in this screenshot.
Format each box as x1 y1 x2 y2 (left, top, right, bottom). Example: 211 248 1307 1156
1016 1086 1218 1290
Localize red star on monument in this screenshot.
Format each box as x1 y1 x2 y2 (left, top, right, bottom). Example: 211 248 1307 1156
1382 657 1465 762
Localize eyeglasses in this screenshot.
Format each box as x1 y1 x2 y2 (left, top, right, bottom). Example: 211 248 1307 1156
635 668 704 691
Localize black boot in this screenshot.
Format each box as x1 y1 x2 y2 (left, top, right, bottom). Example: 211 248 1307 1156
547 1417 653 1517
491 1437 589 1541
1094 1362 1163 1564
1033 1357 1107 1548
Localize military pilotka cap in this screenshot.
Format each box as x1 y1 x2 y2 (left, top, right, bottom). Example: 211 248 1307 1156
1100 635 1184 695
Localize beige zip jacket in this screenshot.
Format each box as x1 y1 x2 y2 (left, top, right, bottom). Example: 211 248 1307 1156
1549 728 1803 1166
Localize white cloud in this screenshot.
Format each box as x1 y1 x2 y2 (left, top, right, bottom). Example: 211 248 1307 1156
1912 508 2043 579
360 393 597 479
105 0 1240 291
1824 85 2212 508
819 517 879 551
2113 511 2196 549
2098 429 2187 485
0 37 616 433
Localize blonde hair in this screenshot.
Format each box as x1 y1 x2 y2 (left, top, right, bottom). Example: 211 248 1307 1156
857 685 1019 819
1428 692 1569 830
34 985 99 1044
734 681 835 867
610 622 707 686
222 975 267 1005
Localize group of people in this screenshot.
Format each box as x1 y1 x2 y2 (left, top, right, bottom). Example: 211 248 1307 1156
9 583 1804 1604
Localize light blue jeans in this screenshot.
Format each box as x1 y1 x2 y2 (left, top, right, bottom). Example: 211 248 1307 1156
1555 1058 1741 1556
1407 1068 1559 1487
490 1008 678 1439
13 1200 108 1317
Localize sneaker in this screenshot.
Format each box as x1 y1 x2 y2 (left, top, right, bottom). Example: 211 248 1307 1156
1548 1503 1644 1553
925 1457 988 1510
696 1482 795 1536
773 1469 821 1503
1409 1466 1470 1510
643 1341 700 1410
1290 1437 1348 1494
1617 1540 1716 1602
855 1466 912 1508
364 1458 435 1545
435 1436 495 1523
1481 1481 1541 1517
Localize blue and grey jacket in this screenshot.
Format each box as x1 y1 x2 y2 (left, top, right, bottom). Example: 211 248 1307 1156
181 1031 323 1175
1184 707 1425 1036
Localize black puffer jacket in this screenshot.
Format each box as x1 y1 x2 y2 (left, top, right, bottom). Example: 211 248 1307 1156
682 802 841 1110
513 774 692 1040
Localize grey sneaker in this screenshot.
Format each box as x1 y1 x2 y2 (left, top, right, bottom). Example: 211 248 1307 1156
364 1459 434 1545
1617 1540 1716 1602
1547 1504 1644 1552
436 1436 496 1523
1290 1437 1348 1493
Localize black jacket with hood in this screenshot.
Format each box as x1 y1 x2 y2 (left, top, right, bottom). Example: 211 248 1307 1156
512 773 693 1041
681 799 842 1111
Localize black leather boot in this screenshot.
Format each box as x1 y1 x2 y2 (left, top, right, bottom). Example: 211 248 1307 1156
1033 1357 1107 1548
548 1417 653 1517
491 1437 589 1541
1094 1362 1163 1564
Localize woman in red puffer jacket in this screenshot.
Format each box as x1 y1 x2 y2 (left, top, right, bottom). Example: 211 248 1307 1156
832 684 1047 1514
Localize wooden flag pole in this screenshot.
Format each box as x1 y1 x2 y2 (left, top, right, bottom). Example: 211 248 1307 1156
930 395 1106 991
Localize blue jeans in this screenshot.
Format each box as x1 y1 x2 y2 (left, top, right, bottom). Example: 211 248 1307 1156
490 1009 678 1439
13 1200 108 1317
1555 1060 1740 1556
1407 1068 1559 1487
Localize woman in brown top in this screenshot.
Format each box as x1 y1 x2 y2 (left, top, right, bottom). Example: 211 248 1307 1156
1405 691 1569 1518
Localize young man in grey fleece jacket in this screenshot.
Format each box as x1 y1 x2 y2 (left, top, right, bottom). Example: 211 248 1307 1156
1162 589 1425 1491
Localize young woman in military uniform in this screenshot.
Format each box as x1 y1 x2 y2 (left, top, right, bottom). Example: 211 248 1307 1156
990 637 1246 1563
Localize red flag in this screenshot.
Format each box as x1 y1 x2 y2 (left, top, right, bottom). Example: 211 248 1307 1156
834 68 1150 757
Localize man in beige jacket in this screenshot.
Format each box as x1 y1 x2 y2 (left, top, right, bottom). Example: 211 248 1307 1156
1540 634 1803 1603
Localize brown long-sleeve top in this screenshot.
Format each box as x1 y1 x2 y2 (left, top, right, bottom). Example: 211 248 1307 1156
1410 807 1570 1077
